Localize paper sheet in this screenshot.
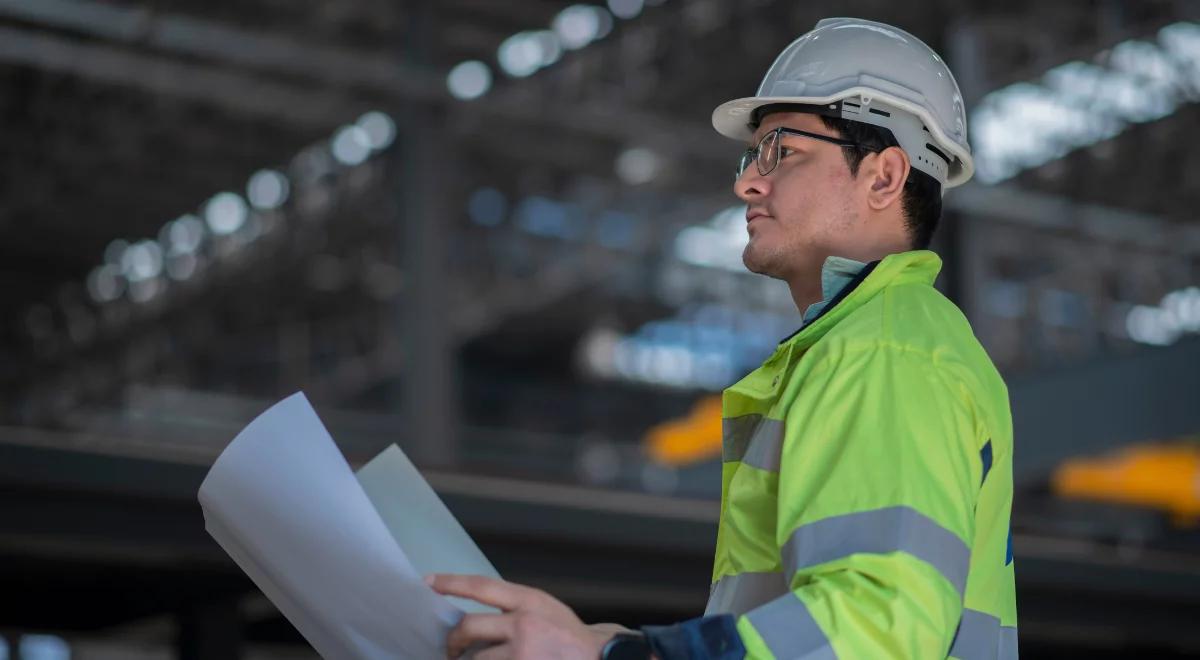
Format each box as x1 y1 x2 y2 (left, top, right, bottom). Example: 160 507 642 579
356 445 501 614
198 392 463 659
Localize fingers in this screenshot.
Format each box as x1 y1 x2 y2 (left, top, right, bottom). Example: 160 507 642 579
427 574 543 612
446 614 512 658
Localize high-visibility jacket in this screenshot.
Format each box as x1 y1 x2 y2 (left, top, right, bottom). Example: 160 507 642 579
706 250 1017 659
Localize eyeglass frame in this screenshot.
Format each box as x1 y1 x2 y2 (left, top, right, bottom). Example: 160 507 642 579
736 126 883 181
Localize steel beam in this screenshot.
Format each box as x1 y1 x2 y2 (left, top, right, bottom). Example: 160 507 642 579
0 26 355 129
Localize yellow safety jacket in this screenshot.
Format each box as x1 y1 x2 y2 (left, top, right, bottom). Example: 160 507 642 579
707 250 1017 659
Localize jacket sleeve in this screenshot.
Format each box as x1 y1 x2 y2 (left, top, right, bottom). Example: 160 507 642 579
733 344 982 659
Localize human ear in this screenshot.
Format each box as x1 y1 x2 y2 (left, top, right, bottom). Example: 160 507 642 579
865 146 910 212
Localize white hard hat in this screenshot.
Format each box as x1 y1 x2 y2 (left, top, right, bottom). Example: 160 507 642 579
712 17 973 187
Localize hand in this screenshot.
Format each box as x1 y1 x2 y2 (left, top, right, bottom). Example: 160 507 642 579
589 623 635 637
427 574 613 660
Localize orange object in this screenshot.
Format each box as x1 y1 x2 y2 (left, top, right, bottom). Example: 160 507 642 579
1052 440 1200 524
644 396 724 466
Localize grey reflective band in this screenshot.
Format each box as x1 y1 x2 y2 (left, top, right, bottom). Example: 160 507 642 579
722 415 757 463
999 625 1019 659
782 506 971 596
705 571 790 617
744 592 836 660
722 415 785 471
949 608 1019 660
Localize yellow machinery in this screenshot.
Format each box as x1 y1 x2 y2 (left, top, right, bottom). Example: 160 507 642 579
1052 440 1200 524
644 395 723 466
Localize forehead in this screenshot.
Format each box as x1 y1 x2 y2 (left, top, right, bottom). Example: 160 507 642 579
751 112 830 143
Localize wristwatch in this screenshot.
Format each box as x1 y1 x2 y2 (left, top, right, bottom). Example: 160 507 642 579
601 632 653 660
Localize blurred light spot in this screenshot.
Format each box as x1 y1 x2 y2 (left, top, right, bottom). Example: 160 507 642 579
594 7 615 38
18 635 69 660
290 144 335 184
205 192 249 236
166 250 200 281
498 31 562 77
447 60 493 100
973 21 1200 184
515 196 579 240
331 125 372 166
595 210 636 249
553 5 604 49
87 264 125 303
103 239 129 266
120 240 163 282
498 32 542 77
1162 286 1200 332
580 325 620 377
1126 285 1200 345
615 146 662 185
357 111 397 151
586 303 794 390
673 205 748 271
1126 304 1177 345
608 0 644 19
468 187 508 226
984 280 1027 319
247 169 290 210
167 215 206 254
1039 288 1087 328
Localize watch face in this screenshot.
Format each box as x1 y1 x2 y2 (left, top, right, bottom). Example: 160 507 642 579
603 633 652 660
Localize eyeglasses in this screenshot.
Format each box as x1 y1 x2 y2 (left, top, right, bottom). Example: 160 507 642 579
736 126 882 180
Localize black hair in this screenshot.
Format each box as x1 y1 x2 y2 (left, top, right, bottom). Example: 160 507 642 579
749 105 943 250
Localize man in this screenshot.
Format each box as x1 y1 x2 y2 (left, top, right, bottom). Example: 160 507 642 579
429 17 1017 659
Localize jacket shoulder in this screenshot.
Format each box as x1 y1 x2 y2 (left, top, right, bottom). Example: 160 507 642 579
813 282 1011 441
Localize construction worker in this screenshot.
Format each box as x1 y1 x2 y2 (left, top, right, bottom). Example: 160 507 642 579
429 16 1017 659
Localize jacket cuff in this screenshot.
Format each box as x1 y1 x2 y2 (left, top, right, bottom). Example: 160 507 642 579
641 614 745 660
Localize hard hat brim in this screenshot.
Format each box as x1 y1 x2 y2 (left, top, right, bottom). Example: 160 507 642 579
712 92 974 188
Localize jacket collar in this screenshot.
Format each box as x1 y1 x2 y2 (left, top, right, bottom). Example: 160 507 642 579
780 250 943 350
802 255 870 323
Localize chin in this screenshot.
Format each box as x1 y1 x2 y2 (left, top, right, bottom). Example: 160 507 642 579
742 247 782 279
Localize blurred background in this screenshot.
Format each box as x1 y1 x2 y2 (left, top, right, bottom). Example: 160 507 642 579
1 0 1199 657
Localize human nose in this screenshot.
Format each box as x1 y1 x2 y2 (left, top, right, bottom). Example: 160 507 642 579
734 164 770 203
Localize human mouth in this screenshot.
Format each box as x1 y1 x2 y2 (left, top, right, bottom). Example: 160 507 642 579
746 210 769 224
746 211 769 231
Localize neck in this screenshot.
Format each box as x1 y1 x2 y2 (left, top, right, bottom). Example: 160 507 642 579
787 267 824 314
786 242 908 314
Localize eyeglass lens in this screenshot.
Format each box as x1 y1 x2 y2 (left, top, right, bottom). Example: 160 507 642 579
736 129 780 180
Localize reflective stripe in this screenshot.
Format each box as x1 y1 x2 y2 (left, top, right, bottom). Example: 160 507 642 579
744 592 836 660
949 608 1019 660
722 415 785 471
999 625 1019 659
705 571 790 616
782 506 971 596
722 415 757 463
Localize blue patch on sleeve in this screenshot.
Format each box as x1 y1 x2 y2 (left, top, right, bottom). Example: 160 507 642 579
1006 527 1013 565
980 440 993 487
643 614 745 660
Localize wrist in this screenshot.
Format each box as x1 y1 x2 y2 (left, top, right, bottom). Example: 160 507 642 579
600 632 653 660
